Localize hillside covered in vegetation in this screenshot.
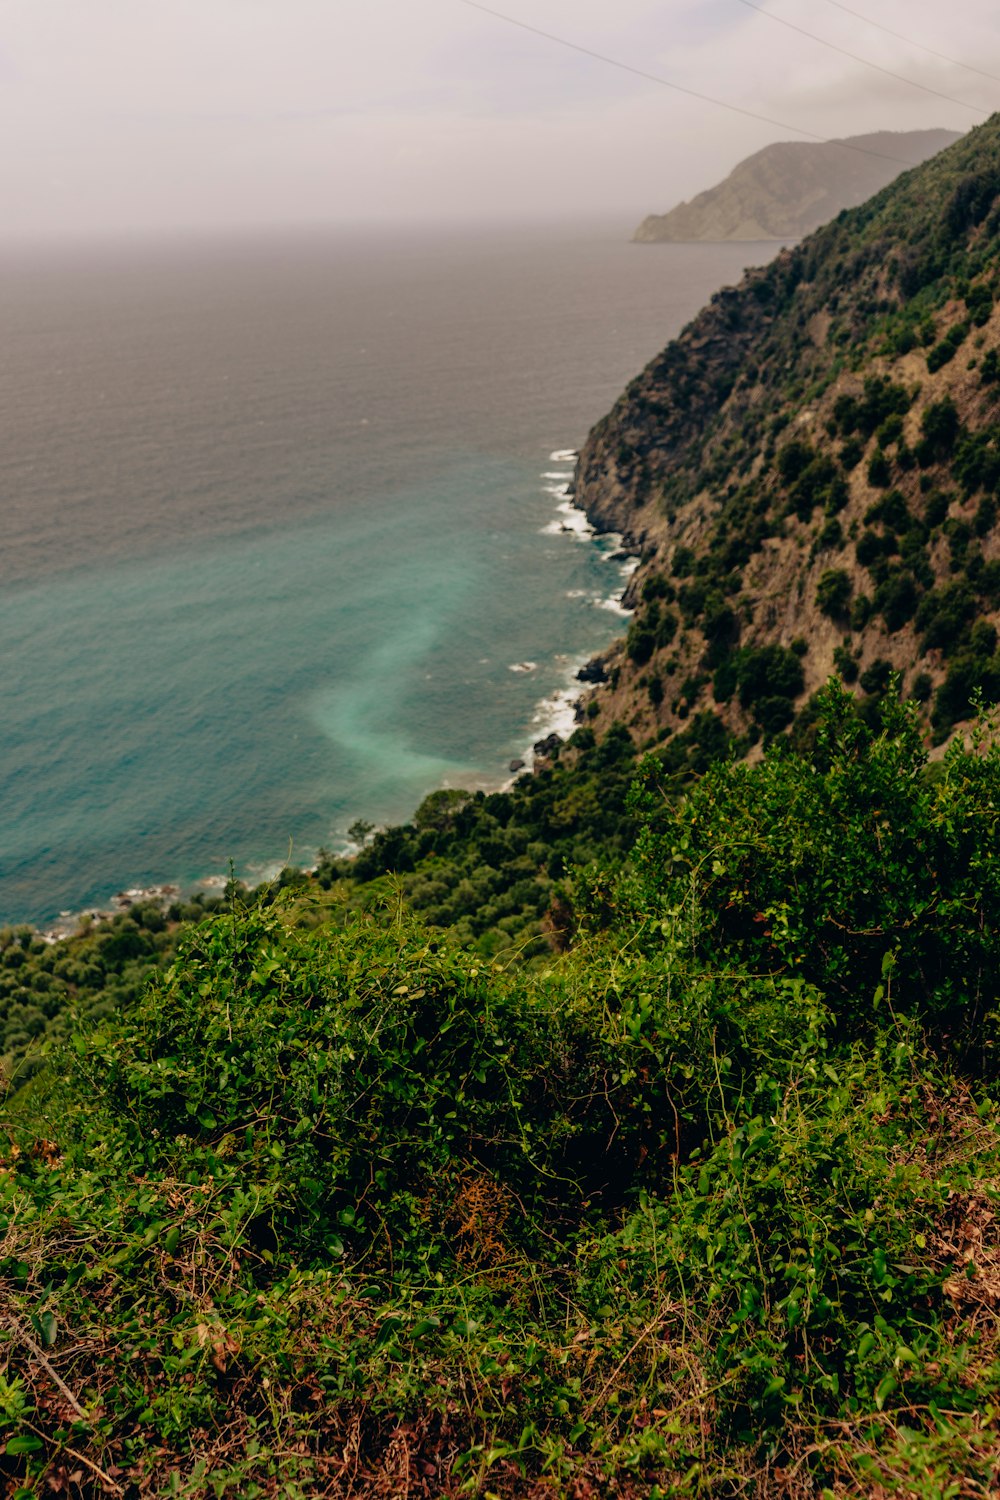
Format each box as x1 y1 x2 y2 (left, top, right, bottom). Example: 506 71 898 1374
8 121 1000 1497
6 692 1000 1496
584 115 1000 756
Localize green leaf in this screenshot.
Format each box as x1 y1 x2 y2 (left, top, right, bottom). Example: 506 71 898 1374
374 1317 403 1348
5 1434 43 1454
875 1373 897 1410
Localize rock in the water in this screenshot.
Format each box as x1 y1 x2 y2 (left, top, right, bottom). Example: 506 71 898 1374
509 757 526 773
533 733 563 760
576 657 608 685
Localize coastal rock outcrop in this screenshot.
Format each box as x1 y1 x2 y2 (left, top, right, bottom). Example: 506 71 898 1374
532 732 563 763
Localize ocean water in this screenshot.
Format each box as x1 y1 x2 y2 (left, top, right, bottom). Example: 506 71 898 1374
0 225 761 925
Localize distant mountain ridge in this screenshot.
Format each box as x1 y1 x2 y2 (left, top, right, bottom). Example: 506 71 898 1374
633 128 961 243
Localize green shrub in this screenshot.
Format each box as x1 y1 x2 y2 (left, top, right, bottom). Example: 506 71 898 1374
833 378 911 438
840 436 864 469
777 438 813 483
755 694 796 734
865 487 910 533
629 684 1000 1035
873 568 919 632
817 516 844 550
926 320 970 372
856 528 897 568
954 426 1000 496
918 396 961 464
866 448 892 487
833 644 859 682
924 488 951 527
966 279 994 325
734 645 805 710
916 582 976 652
816 568 852 618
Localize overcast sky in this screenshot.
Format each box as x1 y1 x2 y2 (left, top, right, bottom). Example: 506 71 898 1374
3 0 999 241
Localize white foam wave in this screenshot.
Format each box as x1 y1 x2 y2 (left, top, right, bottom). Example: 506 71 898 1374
549 448 578 462
529 685 581 745
542 470 573 481
508 660 537 673
242 857 287 886
542 498 593 540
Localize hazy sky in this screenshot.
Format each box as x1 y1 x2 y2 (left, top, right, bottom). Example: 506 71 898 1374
3 0 999 241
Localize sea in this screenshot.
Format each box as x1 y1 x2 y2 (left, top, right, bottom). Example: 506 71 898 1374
0 222 766 927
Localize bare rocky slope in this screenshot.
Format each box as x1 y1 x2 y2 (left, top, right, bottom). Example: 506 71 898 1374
579 116 1000 759
633 128 960 243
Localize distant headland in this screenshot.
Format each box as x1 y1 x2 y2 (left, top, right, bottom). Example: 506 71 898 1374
633 127 961 243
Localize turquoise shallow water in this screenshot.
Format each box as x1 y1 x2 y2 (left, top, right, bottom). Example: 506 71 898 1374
0 226 761 924
3 449 629 919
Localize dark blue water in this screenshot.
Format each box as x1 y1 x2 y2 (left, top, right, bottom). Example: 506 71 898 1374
0 225 759 924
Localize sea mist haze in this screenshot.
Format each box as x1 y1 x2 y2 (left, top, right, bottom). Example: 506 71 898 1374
1 225 760 925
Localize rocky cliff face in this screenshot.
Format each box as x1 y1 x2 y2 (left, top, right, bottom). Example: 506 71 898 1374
578 117 1000 759
633 129 960 244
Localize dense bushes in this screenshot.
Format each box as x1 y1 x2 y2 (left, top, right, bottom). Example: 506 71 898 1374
628 684 1000 1039
72 908 611 1263
816 566 852 617
0 732 646 1086
777 442 846 519
832 376 912 440
0 901 201 1091
7 688 1000 1494
324 724 641 959
926 319 970 371
625 600 676 664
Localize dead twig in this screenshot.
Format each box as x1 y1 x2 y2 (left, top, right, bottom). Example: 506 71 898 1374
5 1315 91 1424
65 1445 125 1496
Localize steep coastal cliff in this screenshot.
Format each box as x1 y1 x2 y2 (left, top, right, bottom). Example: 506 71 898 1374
581 116 1000 752
633 128 959 243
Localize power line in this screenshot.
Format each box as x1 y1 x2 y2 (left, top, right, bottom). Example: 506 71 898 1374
815 0 1000 89
735 0 986 117
459 0 927 167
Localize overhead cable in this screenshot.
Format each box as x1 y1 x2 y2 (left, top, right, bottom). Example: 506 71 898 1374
735 0 986 116
458 0 927 167
815 0 1000 89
